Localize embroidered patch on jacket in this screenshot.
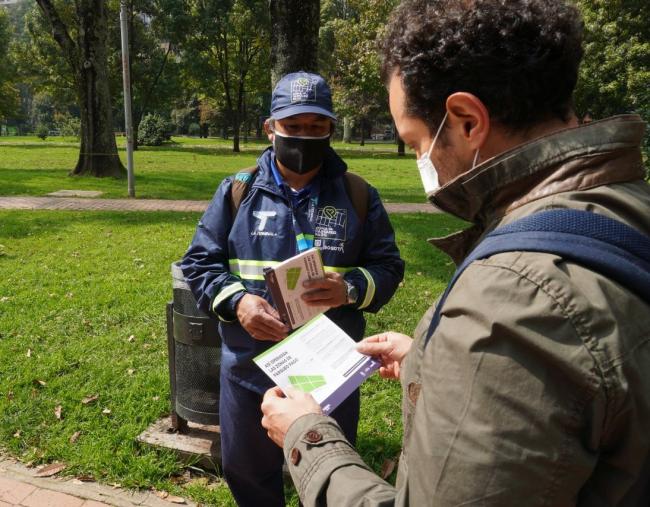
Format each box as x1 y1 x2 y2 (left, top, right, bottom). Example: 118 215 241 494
251 210 278 237
314 206 347 253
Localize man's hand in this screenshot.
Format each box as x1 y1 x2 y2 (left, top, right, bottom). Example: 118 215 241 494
236 294 288 342
301 272 347 308
261 386 322 447
357 332 413 380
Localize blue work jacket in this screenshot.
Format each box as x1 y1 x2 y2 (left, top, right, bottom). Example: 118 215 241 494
181 147 405 393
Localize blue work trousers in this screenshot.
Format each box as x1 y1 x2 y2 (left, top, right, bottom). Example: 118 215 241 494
219 372 361 507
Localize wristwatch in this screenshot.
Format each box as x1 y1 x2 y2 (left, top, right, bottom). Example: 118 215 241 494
344 280 359 305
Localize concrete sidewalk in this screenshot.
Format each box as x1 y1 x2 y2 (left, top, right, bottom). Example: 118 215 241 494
0 196 438 214
0 456 195 507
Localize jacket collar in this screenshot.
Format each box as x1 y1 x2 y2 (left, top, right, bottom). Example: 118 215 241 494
429 114 647 263
254 146 348 196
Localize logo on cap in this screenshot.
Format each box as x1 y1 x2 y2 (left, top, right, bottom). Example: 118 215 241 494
291 77 316 103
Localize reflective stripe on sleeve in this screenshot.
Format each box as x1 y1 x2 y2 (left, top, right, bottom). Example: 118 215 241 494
357 267 375 309
212 282 246 319
229 258 354 280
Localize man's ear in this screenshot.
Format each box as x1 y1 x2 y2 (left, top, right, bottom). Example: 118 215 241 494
445 92 490 152
263 118 274 142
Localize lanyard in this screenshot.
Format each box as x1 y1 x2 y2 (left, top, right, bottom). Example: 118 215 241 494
271 157 320 253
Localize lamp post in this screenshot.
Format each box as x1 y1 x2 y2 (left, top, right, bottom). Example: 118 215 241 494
119 0 135 197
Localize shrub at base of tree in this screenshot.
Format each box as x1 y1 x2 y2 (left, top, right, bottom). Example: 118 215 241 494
138 113 170 146
36 124 49 141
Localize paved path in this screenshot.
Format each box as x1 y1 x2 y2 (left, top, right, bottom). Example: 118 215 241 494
0 456 195 507
0 196 439 214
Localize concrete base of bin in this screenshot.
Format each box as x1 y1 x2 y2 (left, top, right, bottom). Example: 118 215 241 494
138 415 292 481
137 416 221 472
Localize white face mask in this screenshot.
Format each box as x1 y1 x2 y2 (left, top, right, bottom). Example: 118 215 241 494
416 111 481 196
416 112 448 195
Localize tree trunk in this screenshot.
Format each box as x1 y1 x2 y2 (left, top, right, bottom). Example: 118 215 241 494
359 118 365 146
36 0 124 178
343 117 352 143
72 1 124 177
270 0 320 87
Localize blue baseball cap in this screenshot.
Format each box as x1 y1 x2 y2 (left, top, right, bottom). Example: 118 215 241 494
270 71 337 121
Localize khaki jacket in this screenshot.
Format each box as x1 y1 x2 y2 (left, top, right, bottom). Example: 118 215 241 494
283 115 650 506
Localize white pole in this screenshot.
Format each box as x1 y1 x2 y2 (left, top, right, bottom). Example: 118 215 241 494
120 0 135 197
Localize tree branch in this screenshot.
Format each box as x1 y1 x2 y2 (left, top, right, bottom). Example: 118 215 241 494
34 0 79 74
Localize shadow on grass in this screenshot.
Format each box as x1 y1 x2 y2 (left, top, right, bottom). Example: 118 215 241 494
134 143 412 160
0 143 79 151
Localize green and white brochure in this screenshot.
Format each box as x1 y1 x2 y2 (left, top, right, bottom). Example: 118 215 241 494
254 314 380 415
263 247 328 330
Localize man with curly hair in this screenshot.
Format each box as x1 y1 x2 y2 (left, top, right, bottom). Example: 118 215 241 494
261 0 650 505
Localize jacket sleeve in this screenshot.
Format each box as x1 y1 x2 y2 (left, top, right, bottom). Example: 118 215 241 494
345 186 405 312
283 414 403 507
180 178 246 321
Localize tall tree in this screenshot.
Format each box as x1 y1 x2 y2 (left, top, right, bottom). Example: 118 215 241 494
0 8 19 123
321 0 397 145
119 0 186 149
269 0 319 87
575 0 649 171
35 0 125 177
184 0 269 152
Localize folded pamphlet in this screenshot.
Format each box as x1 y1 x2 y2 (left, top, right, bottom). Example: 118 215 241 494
264 247 328 330
253 314 380 414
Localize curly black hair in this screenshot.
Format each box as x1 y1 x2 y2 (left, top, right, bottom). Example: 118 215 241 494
381 0 584 134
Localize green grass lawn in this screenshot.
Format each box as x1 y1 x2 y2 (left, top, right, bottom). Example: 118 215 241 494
0 209 465 505
0 136 422 203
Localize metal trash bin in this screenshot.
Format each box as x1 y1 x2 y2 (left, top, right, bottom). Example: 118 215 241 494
166 262 221 430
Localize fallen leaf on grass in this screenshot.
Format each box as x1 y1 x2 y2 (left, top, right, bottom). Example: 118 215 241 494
13 430 21 438
0 297 10 303
380 458 396 480
102 408 111 415
7 391 14 400
26 348 32 357
127 335 135 342
54 405 62 420
69 431 81 444
81 394 99 405
127 368 135 375
34 380 46 387
36 462 66 477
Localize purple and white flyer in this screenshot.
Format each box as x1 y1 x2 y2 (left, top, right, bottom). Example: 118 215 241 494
254 314 380 415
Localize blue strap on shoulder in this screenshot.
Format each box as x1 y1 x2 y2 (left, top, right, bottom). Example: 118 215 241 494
424 209 650 346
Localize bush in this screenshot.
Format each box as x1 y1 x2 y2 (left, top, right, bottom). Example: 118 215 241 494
57 115 81 139
35 124 48 141
138 113 169 146
188 122 201 136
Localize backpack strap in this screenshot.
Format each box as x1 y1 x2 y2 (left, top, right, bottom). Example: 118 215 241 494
229 166 259 218
343 171 370 224
424 209 650 346
229 166 370 224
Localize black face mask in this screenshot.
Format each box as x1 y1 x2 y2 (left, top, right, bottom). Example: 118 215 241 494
273 132 330 174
